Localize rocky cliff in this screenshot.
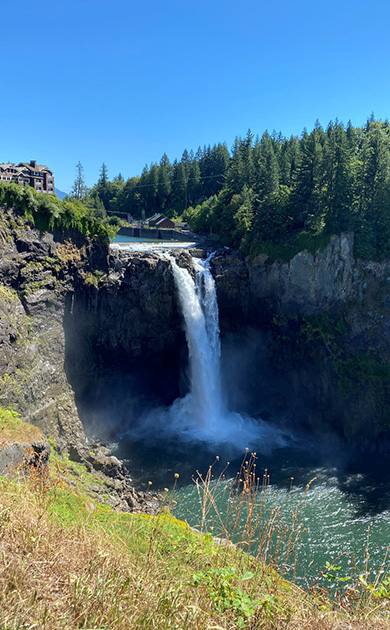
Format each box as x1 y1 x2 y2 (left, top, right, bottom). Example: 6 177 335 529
2 206 390 454
0 209 86 450
0 208 185 449
212 234 390 450
212 233 362 323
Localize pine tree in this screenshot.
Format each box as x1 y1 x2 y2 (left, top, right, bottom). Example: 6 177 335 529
290 128 324 231
97 163 110 209
356 120 390 255
253 132 280 202
187 160 201 205
322 121 354 233
71 161 87 200
99 163 108 185
242 129 255 187
171 162 187 210
158 162 171 209
148 164 160 210
227 137 246 194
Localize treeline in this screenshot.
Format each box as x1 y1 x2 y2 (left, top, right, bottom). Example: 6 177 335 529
72 116 390 259
72 144 230 220
186 118 390 259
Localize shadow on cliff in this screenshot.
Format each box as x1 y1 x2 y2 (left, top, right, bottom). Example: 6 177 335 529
62 288 390 517
62 284 188 440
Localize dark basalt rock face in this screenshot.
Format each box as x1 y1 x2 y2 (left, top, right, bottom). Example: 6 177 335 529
212 235 390 450
63 249 187 438
212 234 361 327
0 439 50 477
2 205 390 455
0 209 186 450
0 212 86 451
0 209 185 513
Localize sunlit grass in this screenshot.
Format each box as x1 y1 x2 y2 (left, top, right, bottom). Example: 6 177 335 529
1 414 390 628
0 408 43 444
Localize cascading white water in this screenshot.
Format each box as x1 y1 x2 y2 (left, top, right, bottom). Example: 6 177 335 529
170 254 223 428
132 252 286 454
164 253 286 451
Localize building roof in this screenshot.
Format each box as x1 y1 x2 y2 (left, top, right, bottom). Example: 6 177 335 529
154 216 174 227
18 162 53 175
0 162 53 175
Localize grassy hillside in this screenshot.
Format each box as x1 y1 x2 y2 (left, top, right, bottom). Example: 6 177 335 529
1 411 390 629
0 408 43 444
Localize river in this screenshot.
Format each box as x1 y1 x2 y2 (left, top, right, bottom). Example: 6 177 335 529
115 251 390 589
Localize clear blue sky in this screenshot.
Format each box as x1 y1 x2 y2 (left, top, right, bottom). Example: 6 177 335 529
2 0 390 193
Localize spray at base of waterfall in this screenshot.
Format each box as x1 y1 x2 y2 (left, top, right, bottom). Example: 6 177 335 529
125 253 287 456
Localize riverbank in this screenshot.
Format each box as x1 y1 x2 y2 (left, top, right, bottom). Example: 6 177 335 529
1 420 390 629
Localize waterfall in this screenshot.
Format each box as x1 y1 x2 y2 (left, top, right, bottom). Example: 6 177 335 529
130 252 286 454
169 253 223 429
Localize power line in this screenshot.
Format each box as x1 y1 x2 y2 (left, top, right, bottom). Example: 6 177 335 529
118 173 227 190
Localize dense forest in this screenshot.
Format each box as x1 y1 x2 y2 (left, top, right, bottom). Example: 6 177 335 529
71 116 390 259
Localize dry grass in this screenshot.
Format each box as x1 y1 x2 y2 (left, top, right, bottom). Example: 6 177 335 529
192 452 310 576
56 240 84 265
0 414 389 630
0 459 390 630
0 409 43 445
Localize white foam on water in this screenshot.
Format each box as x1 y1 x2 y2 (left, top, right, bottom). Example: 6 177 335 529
130 253 286 455
110 241 197 252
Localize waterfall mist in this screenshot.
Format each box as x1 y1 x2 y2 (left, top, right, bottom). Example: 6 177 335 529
126 254 287 456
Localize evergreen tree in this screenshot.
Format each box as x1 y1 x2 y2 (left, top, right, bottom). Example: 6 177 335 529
253 132 280 202
242 129 255 187
278 136 299 187
71 161 87 200
187 160 201 205
227 137 246 194
290 128 324 230
158 160 171 210
231 185 255 246
171 162 187 210
356 120 390 255
323 121 354 233
75 117 390 260
97 163 110 209
148 164 159 210
99 162 108 185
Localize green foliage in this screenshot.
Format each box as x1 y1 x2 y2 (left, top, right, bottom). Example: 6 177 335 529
193 566 276 627
359 574 390 601
4 117 389 257
0 408 21 428
1 450 390 628
0 407 43 443
322 561 351 583
248 229 332 262
84 270 106 288
0 183 110 244
91 117 390 260
20 117 383 260
71 161 88 200
0 285 18 303
269 311 348 373
269 310 390 431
